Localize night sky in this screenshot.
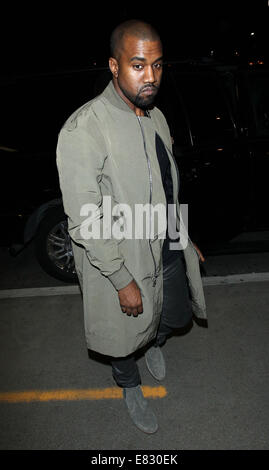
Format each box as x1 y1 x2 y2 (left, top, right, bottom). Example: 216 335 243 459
2 1 269 75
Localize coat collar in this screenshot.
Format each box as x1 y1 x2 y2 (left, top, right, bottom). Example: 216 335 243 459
102 80 151 117
102 80 134 113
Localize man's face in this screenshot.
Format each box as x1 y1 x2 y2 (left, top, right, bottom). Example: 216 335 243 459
110 35 163 111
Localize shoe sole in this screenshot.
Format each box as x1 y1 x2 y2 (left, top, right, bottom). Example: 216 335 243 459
129 414 159 434
136 424 159 434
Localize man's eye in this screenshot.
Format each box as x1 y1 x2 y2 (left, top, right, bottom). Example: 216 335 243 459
154 63 162 69
133 64 144 70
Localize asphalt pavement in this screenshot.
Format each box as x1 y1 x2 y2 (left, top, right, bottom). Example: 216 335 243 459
0 241 269 450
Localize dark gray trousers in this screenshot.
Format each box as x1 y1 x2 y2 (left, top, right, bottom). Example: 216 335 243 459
111 252 192 388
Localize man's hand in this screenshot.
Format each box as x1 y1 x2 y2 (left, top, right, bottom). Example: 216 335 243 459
118 280 143 317
193 243 205 263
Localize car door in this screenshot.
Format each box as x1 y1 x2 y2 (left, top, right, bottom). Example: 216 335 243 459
241 70 269 230
165 67 248 244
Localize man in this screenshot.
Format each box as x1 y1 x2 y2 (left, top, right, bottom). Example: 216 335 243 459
56 20 206 434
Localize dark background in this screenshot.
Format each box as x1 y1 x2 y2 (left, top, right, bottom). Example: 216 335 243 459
1 4 269 452
2 1 268 74
1 0 269 269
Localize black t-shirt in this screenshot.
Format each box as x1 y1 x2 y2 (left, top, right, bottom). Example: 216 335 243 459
155 133 182 263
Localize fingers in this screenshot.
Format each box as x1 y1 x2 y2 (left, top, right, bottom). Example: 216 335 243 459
193 243 205 263
121 305 143 317
198 252 205 263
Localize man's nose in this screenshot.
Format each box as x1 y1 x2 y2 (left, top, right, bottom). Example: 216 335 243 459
144 65 156 83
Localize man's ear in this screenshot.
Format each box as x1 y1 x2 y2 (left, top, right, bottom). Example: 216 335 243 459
109 57 119 78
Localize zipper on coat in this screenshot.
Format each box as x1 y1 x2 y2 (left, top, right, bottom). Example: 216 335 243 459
137 116 157 287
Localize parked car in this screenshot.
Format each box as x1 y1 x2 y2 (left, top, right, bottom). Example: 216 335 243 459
1 66 110 282
157 62 269 247
1 60 269 282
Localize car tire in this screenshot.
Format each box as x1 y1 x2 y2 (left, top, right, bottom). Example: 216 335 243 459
35 206 78 283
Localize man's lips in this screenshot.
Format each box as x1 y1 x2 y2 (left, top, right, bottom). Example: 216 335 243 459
140 86 157 95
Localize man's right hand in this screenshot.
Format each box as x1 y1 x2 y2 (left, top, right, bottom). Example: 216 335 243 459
118 280 143 317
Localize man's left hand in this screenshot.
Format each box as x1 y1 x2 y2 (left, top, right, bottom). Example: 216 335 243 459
193 243 205 263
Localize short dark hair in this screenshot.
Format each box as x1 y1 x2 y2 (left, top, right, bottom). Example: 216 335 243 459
110 19 161 59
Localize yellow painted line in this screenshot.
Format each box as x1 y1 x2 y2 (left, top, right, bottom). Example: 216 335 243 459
0 386 167 403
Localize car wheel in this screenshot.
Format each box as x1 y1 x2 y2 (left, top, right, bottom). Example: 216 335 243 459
35 206 78 283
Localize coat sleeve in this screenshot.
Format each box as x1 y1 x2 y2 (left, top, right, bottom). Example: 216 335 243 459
56 114 134 291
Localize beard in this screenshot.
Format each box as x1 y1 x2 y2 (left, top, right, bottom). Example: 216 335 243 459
118 81 159 110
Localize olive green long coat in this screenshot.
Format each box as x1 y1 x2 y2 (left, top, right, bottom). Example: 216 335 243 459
56 81 206 357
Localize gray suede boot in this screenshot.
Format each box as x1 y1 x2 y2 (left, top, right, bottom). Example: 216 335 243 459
145 346 166 381
123 385 158 434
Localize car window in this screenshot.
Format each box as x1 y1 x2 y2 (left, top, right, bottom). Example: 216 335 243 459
247 73 269 137
173 72 236 145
